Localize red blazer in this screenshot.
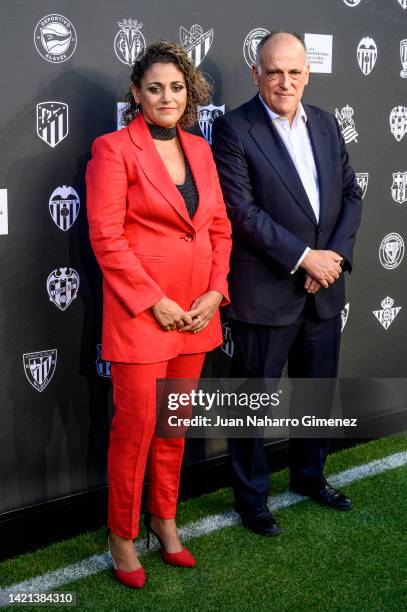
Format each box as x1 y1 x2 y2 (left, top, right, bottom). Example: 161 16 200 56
86 114 232 363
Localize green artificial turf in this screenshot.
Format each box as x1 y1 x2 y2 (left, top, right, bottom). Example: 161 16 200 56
1 435 406 611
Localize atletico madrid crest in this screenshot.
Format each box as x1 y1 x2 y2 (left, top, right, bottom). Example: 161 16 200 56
37 101 68 148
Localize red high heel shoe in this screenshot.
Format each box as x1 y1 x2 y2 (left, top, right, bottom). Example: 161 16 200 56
107 535 146 588
144 512 196 567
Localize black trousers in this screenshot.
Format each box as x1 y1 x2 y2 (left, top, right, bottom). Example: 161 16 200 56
228 298 342 513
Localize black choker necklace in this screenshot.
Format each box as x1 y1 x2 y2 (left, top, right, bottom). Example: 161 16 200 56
147 122 177 141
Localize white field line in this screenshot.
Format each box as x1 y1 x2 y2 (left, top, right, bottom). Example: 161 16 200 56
0 450 406 606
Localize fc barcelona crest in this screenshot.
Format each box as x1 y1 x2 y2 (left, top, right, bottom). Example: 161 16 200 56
47 267 80 311
179 24 214 67
357 37 377 76
96 344 111 378
23 349 57 392
49 185 80 231
37 101 69 148
391 172 407 204
355 173 369 199
390 106 407 142
198 104 225 144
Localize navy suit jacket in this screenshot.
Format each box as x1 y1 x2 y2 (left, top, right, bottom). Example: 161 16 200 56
211 95 363 325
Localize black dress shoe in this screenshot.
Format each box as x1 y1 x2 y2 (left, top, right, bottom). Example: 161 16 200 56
290 481 352 511
239 506 282 536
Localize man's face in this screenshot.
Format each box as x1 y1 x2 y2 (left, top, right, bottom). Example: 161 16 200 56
252 34 310 123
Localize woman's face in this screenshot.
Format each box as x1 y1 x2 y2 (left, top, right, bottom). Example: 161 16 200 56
131 62 187 128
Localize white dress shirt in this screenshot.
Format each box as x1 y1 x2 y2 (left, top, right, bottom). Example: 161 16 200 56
259 96 320 273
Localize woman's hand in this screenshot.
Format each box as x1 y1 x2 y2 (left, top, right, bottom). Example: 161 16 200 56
181 290 223 333
152 297 193 331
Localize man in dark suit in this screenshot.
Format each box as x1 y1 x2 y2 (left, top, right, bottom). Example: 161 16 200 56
212 32 362 536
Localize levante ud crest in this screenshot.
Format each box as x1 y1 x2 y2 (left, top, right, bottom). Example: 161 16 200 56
390 106 407 142
37 101 68 148
179 24 214 67
23 349 57 392
49 185 80 231
47 267 80 311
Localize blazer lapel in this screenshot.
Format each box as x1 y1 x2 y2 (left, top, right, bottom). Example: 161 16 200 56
128 115 193 227
247 97 318 225
304 106 332 228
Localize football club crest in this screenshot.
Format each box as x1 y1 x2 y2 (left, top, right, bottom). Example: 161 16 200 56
400 40 407 78
96 344 111 378
379 233 405 269
221 322 234 358
34 14 77 63
390 106 407 142
397 0 407 9
37 102 68 148
334 105 358 143
357 37 377 75
179 24 214 67
114 19 145 65
355 173 369 199
23 349 57 392
391 172 407 204
47 267 80 311
343 0 362 5
198 104 225 144
341 303 350 332
49 185 80 231
243 28 270 67
373 297 401 330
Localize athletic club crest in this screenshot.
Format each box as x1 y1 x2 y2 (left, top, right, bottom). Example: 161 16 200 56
373 297 401 330
23 349 57 392
37 101 68 148
357 37 377 75
335 105 358 144
49 185 80 231
114 19 145 65
243 28 270 67
343 0 362 5
391 172 407 204
397 0 407 9
179 24 214 67
221 322 234 358
34 14 77 63
400 40 407 78
390 106 407 142
341 303 350 332
96 344 111 378
47 267 80 311
355 173 369 199
379 233 405 269
198 104 225 144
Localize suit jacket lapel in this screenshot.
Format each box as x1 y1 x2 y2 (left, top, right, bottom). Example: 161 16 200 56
247 96 318 226
128 115 194 227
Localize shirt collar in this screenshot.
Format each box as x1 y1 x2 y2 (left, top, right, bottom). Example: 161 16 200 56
259 94 307 125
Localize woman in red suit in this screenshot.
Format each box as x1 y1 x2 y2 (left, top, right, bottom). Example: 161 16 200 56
86 40 231 588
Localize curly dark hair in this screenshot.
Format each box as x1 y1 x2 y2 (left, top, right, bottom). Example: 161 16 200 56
121 40 212 128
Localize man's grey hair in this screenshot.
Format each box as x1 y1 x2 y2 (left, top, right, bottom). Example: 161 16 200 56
255 31 308 68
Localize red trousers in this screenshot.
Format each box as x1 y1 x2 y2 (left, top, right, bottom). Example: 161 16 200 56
108 352 205 539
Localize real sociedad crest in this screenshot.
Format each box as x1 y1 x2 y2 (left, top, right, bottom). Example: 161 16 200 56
391 172 407 204
96 344 111 378
198 104 225 144
355 173 369 199
23 349 57 392
179 24 214 67
37 101 68 148
47 267 80 311
400 40 407 77
114 19 145 65
397 0 407 10
390 106 407 142
379 233 405 269
49 185 80 231
243 28 270 67
341 303 350 332
334 105 358 144
357 37 377 75
34 14 77 63
221 322 234 358
373 297 401 330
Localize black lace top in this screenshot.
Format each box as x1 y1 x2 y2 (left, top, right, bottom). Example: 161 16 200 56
147 122 199 218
